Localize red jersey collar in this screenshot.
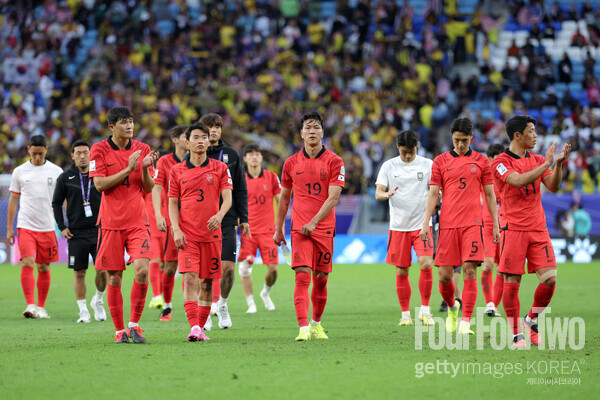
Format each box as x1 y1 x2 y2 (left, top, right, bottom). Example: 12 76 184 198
303 146 326 159
185 157 210 169
247 169 264 179
450 148 473 157
108 137 132 150
172 152 182 163
506 149 530 159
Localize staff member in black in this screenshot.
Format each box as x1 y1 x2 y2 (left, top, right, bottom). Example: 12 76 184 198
52 139 107 323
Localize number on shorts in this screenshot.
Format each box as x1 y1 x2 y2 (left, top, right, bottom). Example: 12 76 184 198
210 257 219 272
317 251 331 265
47 246 57 258
142 239 150 251
469 241 478 256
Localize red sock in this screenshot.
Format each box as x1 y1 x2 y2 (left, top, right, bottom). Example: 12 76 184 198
396 274 411 312
493 273 504 307
198 305 211 327
36 270 51 308
439 280 456 308
461 278 478 322
311 275 328 322
162 273 175 304
528 283 556 320
212 278 221 303
418 268 432 306
503 282 522 335
149 262 162 297
481 270 493 304
107 283 124 331
294 272 311 327
129 280 148 324
184 301 198 328
20 266 35 304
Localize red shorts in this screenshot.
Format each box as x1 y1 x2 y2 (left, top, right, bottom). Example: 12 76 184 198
386 228 434 268
237 233 279 265
435 225 484 267
483 226 500 263
17 228 58 264
148 223 165 260
95 227 151 271
163 226 178 262
178 240 222 279
290 231 334 273
498 230 556 275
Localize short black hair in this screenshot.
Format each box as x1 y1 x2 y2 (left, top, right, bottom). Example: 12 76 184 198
185 123 209 140
486 143 505 158
300 112 324 130
71 139 91 152
450 118 473 136
28 135 47 147
396 130 419 148
169 125 188 139
198 113 223 128
244 143 262 155
107 106 134 126
505 115 536 141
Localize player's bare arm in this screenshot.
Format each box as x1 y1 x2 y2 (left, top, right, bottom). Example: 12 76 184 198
375 184 398 200
140 151 159 193
301 185 343 236
504 143 555 188
152 184 167 231
419 185 440 241
93 150 142 192
208 188 232 231
168 196 186 249
6 192 20 245
483 184 501 243
542 143 571 193
273 187 291 245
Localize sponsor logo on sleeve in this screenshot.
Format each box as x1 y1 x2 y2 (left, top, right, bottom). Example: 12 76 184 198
496 163 508 176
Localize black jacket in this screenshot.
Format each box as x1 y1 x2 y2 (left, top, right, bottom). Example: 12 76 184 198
205 139 248 226
52 163 102 232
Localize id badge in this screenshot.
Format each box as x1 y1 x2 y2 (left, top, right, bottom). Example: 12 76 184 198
84 203 93 218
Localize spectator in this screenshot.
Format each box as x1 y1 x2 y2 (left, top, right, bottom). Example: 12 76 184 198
571 203 592 237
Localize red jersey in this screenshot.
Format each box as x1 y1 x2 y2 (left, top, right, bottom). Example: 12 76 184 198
246 169 281 234
154 152 183 225
281 147 345 237
90 137 154 230
492 150 551 231
482 183 502 228
430 149 493 229
168 158 233 242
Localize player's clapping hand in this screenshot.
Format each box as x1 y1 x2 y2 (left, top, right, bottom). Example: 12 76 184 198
172 227 186 249
301 221 317 236
544 142 556 166
207 214 223 231
556 143 572 163
386 187 398 199
143 151 160 168
127 150 142 172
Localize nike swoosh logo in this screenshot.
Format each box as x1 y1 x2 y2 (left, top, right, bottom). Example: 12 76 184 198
107 163 115 167
446 168 454 171
296 172 304 175
68 176 76 180
182 180 189 184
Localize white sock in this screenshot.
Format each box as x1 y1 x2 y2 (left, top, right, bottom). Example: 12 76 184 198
525 315 535 324
191 325 200 330
164 302 173 309
93 291 104 302
449 303 458 312
310 319 320 326
128 322 139 328
219 295 228 305
116 329 126 334
77 299 87 313
460 320 470 327
262 284 272 294
420 305 430 314
246 295 255 306
402 311 411 319
299 325 309 331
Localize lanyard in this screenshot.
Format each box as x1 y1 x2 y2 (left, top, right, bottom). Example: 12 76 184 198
218 149 224 161
79 171 92 204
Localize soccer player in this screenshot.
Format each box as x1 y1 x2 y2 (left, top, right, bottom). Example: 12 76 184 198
273 112 345 341
420 118 500 335
151 125 189 321
375 130 434 326
145 190 164 310
7 135 63 318
169 123 233 342
491 115 570 347
52 139 107 323
90 106 159 344
199 113 249 330
238 144 281 313
481 143 505 317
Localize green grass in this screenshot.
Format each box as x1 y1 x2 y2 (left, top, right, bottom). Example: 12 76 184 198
0 262 598 399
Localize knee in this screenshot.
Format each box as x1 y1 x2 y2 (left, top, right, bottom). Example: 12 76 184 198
238 260 252 278
74 270 86 279
482 259 493 272
543 277 556 287
108 273 122 286
439 275 452 286
418 257 433 270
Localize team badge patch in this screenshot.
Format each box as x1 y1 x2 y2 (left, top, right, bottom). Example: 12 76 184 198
417 172 424 181
496 163 508 176
206 173 214 184
320 169 327 181
470 164 477 174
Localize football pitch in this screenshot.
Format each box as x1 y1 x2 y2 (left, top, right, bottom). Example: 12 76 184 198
0 262 597 399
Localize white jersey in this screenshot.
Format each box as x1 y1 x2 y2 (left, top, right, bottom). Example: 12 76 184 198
376 155 433 231
9 160 63 231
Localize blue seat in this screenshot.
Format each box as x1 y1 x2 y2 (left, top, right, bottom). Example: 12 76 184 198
528 109 541 120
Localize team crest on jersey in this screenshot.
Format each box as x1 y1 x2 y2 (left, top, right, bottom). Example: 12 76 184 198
223 154 229 164
47 177 53 186
206 173 214 184
320 169 327 181
417 172 424 181
470 164 477 174
263 184 268 191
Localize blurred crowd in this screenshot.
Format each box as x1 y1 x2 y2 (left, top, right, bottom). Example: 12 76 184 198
1 0 600 194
